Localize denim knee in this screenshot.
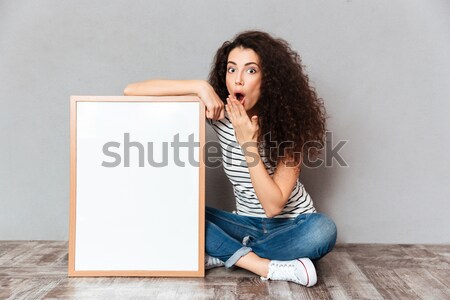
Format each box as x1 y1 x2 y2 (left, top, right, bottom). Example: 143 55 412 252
310 213 337 259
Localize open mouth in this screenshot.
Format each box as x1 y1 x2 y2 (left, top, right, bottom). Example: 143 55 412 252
235 93 246 105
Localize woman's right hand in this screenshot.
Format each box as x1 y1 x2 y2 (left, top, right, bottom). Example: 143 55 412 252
196 81 225 121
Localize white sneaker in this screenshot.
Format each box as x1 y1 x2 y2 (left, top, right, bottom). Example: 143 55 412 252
205 254 225 270
261 258 317 287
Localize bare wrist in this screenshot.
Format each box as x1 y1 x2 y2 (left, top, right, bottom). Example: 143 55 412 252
242 141 258 154
193 80 208 96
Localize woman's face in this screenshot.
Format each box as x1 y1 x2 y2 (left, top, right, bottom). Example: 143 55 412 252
225 47 262 115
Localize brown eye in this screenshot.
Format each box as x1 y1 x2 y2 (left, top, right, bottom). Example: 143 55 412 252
247 68 257 74
227 67 236 73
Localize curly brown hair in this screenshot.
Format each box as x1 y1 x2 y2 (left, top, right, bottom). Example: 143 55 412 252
208 30 326 169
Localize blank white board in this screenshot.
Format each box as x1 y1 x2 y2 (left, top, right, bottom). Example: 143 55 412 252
69 96 205 277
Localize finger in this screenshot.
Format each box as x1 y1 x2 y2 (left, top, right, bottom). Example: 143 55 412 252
228 94 237 106
226 97 235 116
236 99 246 116
231 98 242 117
214 101 223 120
217 105 223 120
227 102 237 124
213 101 220 120
219 102 225 119
226 94 232 108
209 107 217 120
225 99 230 114
251 115 259 128
219 101 225 119
206 109 212 119
232 100 241 118
225 104 233 123
214 106 219 120
216 100 224 119
227 96 235 112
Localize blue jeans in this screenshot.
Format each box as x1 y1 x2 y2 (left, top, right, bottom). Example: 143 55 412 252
205 206 337 268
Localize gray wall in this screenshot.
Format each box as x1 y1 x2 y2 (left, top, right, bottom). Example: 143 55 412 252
1 0 449 243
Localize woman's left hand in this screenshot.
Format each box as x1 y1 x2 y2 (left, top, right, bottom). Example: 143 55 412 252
225 94 259 147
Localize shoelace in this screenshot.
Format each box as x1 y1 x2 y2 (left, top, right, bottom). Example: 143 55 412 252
273 262 296 270
269 261 305 284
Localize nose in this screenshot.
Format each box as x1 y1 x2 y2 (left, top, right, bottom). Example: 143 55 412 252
234 72 244 86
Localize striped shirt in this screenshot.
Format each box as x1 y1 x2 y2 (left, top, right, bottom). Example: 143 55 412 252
208 112 316 218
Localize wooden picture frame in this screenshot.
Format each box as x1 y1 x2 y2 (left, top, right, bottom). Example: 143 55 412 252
69 96 205 277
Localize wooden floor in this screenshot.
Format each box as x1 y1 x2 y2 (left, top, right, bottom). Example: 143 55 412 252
0 242 448 299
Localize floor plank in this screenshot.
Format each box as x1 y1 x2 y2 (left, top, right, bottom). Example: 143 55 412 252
0 242 448 299
362 268 420 299
394 268 450 299
321 251 384 299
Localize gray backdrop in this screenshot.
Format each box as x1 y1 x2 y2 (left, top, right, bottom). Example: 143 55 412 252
1 0 449 243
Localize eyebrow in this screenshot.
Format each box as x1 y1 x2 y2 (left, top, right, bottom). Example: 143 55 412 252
227 61 260 67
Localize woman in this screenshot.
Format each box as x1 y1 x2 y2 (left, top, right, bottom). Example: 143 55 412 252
124 31 337 287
